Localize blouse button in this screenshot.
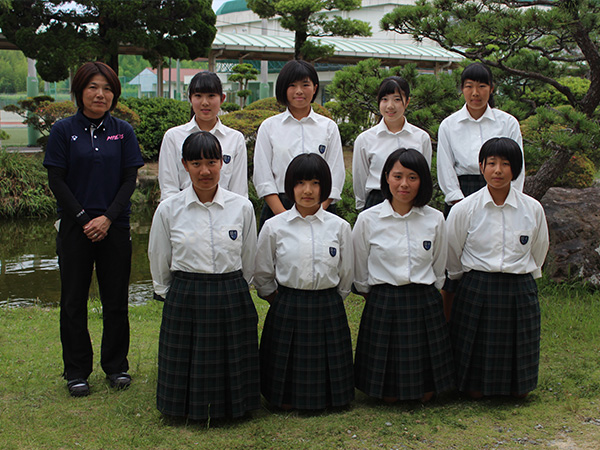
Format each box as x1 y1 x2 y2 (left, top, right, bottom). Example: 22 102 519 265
95 148 99 151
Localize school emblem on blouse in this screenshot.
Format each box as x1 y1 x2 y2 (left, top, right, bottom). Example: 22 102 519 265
229 230 238 240
318 144 326 154
423 240 432 251
520 235 529 245
223 154 231 164
71 135 78 141
329 247 337 257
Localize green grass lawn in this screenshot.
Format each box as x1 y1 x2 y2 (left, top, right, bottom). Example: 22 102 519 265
1 280 599 449
0 127 30 147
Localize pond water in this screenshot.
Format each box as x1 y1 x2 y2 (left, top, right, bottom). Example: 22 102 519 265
0 209 155 307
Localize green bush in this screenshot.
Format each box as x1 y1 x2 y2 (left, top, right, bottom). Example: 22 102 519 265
336 171 358 226
121 97 189 160
220 109 279 178
245 97 333 118
555 153 596 189
221 101 240 113
0 151 54 218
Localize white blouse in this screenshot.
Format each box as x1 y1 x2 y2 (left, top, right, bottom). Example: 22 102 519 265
446 186 549 280
353 119 432 210
352 200 447 292
252 108 345 201
254 205 353 299
148 186 257 296
158 117 248 200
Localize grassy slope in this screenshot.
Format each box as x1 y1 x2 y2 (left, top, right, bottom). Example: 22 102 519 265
1 282 599 450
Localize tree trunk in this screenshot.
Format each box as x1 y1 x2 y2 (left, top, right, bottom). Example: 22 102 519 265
295 30 306 60
523 143 575 201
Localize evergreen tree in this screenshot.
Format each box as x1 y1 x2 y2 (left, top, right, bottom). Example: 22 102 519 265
246 0 372 60
381 0 600 200
0 0 216 82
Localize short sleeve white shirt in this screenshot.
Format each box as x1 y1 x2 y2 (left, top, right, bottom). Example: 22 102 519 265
148 186 257 296
437 104 524 204
254 205 353 299
353 119 432 210
252 108 345 201
158 117 248 200
446 186 549 280
352 200 447 292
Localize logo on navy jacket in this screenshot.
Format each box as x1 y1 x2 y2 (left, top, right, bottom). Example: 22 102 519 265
520 235 529 245
329 247 337 257
318 144 326 154
229 230 238 240
223 154 231 164
423 240 432 251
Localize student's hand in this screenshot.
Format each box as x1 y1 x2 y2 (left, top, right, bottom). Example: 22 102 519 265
264 291 278 305
441 289 454 322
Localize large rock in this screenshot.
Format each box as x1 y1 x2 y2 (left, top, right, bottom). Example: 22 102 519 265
541 186 600 285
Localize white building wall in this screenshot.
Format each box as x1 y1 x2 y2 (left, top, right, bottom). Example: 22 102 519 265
216 0 419 45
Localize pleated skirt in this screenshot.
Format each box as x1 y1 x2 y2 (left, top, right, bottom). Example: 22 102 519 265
354 283 455 400
157 270 260 420
450 270 540 396
260 286 355 410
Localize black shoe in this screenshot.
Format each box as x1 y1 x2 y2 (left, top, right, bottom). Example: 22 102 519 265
67 378 90 397
107 372 132 389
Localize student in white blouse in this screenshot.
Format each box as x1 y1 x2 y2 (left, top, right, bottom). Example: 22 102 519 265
446 137 548 400
437 62 524 215
353 76 432 211
352 148 454 403
254 153 354 411
148 131 259 421
158 72 247 200
253 59 345 229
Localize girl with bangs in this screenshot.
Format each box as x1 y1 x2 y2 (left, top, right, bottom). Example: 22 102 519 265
353 148 454 403
255 153 354 411
353 76 432 211
159 72 247 200
446 137 548 399
437 62 524 215
149 131 260 421
253 59 345 229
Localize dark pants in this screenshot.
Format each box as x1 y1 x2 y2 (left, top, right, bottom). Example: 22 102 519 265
56 216 131 380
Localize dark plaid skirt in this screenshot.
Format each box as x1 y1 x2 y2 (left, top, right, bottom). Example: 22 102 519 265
354 283 455 400
444 174 486 217
157 270 260 420
450 270 540 396
260 286 354 409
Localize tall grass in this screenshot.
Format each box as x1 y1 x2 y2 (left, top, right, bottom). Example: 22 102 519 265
1 283 599 449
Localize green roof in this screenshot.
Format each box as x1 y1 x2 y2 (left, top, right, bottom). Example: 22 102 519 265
216 0 249 15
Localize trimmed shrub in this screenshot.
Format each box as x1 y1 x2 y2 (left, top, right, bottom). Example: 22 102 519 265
555 153 596 189
245 97 333 118
220 109 279 178
121 97 189 160
221 102 240 113
0 151 54 218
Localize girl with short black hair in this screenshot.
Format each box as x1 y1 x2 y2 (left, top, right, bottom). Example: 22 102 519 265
255 153 354 410
353 148 454 403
